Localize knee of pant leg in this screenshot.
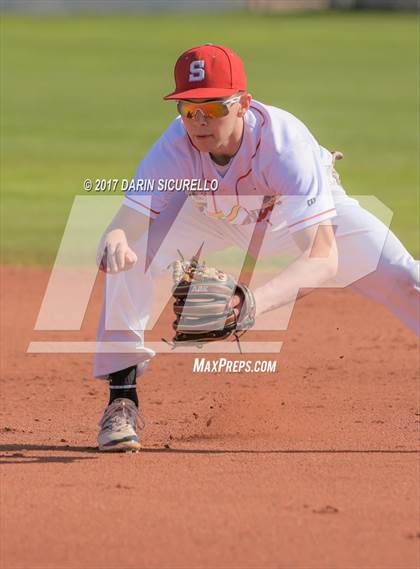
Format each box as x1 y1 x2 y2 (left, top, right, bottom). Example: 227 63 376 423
407 262 420 297
412 260 420 289
389 261 420 335
388 260 420 300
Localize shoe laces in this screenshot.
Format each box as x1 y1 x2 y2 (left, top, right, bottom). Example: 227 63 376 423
99 398 145 432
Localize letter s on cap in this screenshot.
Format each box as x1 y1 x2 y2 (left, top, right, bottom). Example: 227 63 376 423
189 60 205 82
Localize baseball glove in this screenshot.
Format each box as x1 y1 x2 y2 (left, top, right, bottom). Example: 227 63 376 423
165 253 256 350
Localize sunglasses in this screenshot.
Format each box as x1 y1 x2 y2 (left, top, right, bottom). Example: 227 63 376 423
177 95 241 119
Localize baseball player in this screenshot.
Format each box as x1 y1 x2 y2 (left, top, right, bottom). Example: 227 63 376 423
95 44 419 452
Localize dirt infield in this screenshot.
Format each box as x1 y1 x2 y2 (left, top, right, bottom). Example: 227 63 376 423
1 266 419 569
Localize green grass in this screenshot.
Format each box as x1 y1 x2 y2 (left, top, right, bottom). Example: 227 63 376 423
1 10 419 264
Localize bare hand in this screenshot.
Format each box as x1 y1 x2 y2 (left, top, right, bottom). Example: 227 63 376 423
97 229 138 274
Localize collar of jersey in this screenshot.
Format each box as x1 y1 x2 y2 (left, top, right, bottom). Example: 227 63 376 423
201 113 254 188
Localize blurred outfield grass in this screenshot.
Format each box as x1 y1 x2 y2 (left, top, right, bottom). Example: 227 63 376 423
1 10 418 265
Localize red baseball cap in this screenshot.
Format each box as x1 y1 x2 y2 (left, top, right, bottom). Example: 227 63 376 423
164 44 247 100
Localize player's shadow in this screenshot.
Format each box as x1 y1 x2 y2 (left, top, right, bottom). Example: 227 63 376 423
0 444 418 464
0 444 98 464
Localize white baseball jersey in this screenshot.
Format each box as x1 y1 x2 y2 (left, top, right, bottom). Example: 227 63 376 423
123 100 337 232
94 100 419 379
